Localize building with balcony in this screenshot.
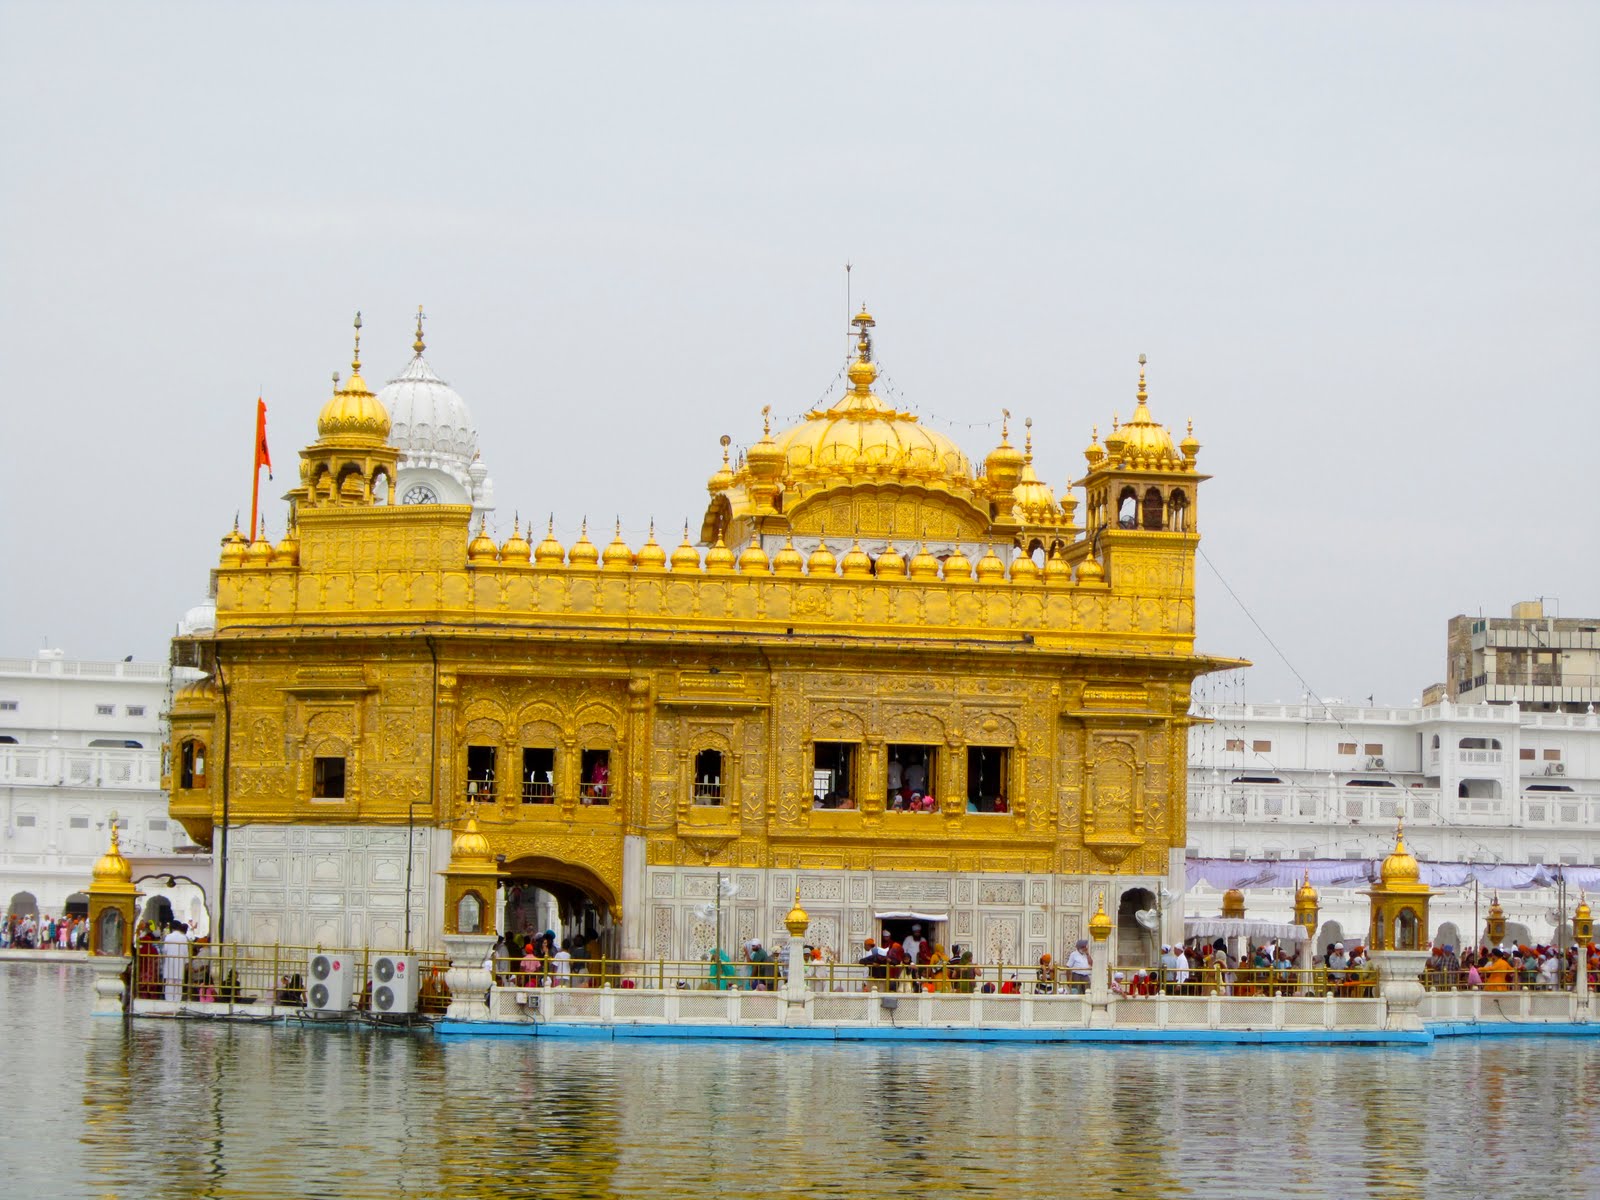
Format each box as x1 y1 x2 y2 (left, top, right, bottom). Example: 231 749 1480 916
1444 600 1600 713
1186 696 1600 954
1 651 211 931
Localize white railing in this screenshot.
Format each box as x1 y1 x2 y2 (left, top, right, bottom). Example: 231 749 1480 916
0 657 165 680
0 745 162 789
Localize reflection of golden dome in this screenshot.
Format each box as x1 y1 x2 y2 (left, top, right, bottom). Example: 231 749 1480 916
942 548 972 581
1380 820 1421 887
1088 891 1113 941
534 520 566 567
501 519 532 566
771 536 804 576
875 542 906 578
636 525 667 570
316 314 391 442
840 540 873 577
468 517 499 564
806 540 837 576
704 536 735 573
784 889 810 937
568 521 599 568
92 826 132 885
908 543 941 580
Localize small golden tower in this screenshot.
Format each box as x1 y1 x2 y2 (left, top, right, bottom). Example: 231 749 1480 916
784 889 811 940
1485 892 1507 947
1221 887 1245 919
438 803 501 938
86 818 140 957
286 312 400 517
1294 870 1320 937
1574 893 1593 948
1088 891 1113 942
1367 819 1431 951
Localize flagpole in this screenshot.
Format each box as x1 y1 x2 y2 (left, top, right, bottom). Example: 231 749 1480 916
250 397 272 541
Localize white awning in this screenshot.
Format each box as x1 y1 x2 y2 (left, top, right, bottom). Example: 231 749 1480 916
873 911 950 923
1184 917 1309 943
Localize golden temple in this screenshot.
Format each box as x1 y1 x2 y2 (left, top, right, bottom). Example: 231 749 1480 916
166 306 1233 967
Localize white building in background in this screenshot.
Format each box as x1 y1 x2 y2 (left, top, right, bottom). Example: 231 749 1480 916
0 650 212 933
1185 696 1600 954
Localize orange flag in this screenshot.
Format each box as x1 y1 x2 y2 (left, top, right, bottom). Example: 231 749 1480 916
255 397 272 481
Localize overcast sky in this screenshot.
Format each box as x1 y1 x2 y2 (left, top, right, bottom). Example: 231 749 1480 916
1 2 1594 705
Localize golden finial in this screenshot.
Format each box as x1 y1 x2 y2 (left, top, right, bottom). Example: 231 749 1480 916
332 370 340 391
614 516 622 538
649 518 656 539
1136 353 1147 403
1395 816 1406 852
851 305 875 361
547 514 555 535
580 516 588 538
1111 413 1119 431
352 311 363 375
762 405 772 437
413 305 426 355
1024 416 1034 459
720 433 731 465
1001 408 1011 440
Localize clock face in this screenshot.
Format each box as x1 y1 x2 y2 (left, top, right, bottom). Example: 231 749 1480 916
402 484 439 505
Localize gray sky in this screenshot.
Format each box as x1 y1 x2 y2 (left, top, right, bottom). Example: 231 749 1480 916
2 2 1595 705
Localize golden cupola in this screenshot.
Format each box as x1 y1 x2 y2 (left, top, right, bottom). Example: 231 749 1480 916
534 519 566 567
468 516 499 564
704 536 735 573
501 518 533 566
568 520 599 568
219 520 248 568
291 313 400 513
983 413 1027 500
601 522 633 570
1011 421 1060 523
1379 819 1424 890
839 540 874 577
670 526 702 572
771 536 804 576
91 823 133 886
875 541 906 578
635 523 667 571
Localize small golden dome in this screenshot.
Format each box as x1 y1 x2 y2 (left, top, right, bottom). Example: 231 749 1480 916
450 811 493 864
601 522 633 570
468 516 499 564
1380 820 1421 887
771 537 805 575
975 547 1006 583
875 541 906 578
1083 425 1105 469
1076 555 1105 584
1088 891 1113 941
942 548 972 581
1043 548 1072 583
534 519 566 567
708 436 735 494
908 543 941 580
983 414 1027 495
1577 896 1592 921
1296 871 1319 907
91 825 132 885
1180 419 1200 464
567 520 599 568
636 524 667 570
670 527 702 572
316 313 391 442
784 888 810 937
1107 356 1176 466
1009 552 1039 583
273 525 300 566
746 408 785 478
174 675 218 704
704 536 736 573
840 540 874 577
1010 423 1058 520
1221 887 1245 918
501 518 533 566
806 539 837 576
737 540 771 574
244 525 274 566
219 521 248 567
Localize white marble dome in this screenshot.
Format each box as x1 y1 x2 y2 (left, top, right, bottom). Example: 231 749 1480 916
377 343 494 513
179 598 216 635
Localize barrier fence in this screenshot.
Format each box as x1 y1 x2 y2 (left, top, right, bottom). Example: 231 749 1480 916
131 941 452 1013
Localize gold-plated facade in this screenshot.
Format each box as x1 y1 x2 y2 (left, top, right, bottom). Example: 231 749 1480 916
167 314 1233 954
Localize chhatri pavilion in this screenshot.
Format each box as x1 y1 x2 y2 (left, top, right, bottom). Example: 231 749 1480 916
166 306 1230 968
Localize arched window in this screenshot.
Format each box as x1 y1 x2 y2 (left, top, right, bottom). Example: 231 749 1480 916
180 739 207 789
1169 489 1189 532
96 908 126 957
1141 487 1164 531
693 749 724 805
1395 908 1420 951
1117 487 1138 528
457 892 483 935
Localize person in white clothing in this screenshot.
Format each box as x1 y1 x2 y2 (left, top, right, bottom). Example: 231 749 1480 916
554 939 573 985
160 921 190 1002
1065 939 1092 993
1174 946 1190 987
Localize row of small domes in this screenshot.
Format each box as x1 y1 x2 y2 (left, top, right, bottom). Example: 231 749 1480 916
218 522 299 567
468 519 1106 583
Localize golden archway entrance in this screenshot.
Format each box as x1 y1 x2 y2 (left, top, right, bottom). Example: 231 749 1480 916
498 855 621 957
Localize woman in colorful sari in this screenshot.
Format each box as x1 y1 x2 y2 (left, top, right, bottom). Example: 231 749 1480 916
928 943 950 992
706 947 734 991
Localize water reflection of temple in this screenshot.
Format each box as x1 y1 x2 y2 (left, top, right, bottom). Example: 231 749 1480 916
165 306 1229 962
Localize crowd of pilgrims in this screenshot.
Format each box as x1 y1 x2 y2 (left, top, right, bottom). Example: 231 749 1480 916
1 913 88 949
1422 942 1592 990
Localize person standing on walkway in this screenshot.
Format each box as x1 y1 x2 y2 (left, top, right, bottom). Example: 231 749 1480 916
161 921 190 1001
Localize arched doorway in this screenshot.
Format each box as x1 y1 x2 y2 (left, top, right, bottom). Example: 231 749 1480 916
1316 920 1345 958
498 855 620 968
7 891 39 919
1434 920 1462 952
1116 887 1158 968
134 876 212 938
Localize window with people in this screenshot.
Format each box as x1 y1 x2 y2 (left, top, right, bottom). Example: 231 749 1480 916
693 748 724 805
886 745 938 812
466 745 496 803
580 748 611 804
965 746 1010 813
522 747 555 803
812 742 857 809
179 738 207 789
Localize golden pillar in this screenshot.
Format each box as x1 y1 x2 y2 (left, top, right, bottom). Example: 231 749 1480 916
85 822 141 1015
1485 893 1507 948
439 805 502 937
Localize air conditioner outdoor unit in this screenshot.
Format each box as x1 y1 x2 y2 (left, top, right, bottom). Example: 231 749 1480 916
307 952 353 1012
371 953 418 1015
1368 756 1385 770
1554 762 1566 775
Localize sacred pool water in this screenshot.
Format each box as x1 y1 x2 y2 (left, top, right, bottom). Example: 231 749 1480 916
3 964 1598 1199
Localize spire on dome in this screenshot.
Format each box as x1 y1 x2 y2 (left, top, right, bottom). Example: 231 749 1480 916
414 305 427 356
351 311 363 377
